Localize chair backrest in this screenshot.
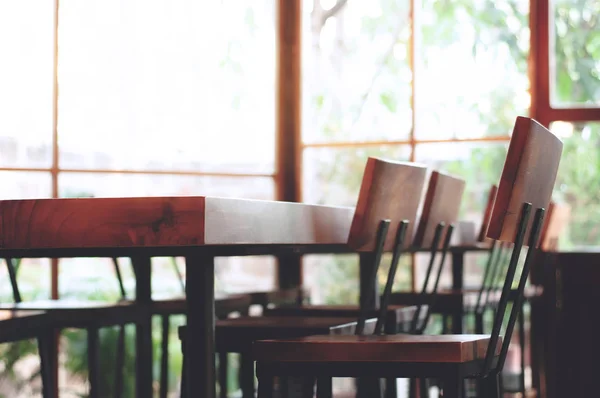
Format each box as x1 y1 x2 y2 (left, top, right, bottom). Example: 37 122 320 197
412 171 466 249
539 201 571 252
478 185 498 242
347 158 428 252
483 116 563 374
487 117 563 246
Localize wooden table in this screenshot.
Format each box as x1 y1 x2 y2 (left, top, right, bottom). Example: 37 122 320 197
0 196 490 397
0 196 355 398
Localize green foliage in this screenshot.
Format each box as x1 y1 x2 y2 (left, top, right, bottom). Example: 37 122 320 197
554 0 600 104
310 0 600 301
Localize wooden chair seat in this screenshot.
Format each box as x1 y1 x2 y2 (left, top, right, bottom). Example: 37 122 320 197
253 334 502 363
264 304 421 333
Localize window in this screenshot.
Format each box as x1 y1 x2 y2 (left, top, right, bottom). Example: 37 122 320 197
301 0 530 301
2 0 599 394
2 1 276 394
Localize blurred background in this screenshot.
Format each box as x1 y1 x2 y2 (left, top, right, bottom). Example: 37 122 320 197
0 0 598 396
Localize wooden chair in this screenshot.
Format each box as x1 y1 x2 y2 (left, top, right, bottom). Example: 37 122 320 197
264 168 464 398
263 170 466 337
0 257 145 398
388 184 495 337
179 158 429 397
500 201 570 396
253 116 563 398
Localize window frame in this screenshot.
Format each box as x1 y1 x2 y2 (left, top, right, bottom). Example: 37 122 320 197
2 0 599 294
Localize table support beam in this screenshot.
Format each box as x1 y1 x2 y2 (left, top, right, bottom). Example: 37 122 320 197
132 255 153 398
185 254 216 398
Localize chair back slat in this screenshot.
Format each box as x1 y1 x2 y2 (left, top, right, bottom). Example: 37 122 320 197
347 158 427 252
412 171 465 249
487 117 563 245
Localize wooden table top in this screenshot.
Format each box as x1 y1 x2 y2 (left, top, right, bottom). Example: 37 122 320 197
0 196 493 258
0 196 354 257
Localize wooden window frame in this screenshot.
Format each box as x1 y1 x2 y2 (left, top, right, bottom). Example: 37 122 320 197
2 0 599 295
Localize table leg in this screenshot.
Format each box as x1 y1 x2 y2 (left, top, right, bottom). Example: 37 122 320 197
451 251 464 334
131 255 153 398
185 254 216 398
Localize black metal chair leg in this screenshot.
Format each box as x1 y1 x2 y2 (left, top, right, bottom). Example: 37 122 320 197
408 378 418 398
240 353 255 398
115 325 126 398
38 333 56 398
160 315 170 398
286 376 314 398
356 377 383 398
384 377 397 398
481 374 500 398
419 378 429 398
316 377 332 398
442 375 463 398
87 327 100 398
218 352 228 398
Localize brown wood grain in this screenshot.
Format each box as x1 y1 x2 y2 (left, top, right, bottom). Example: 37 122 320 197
487 117 563 245
539 201 571 252
0 196 205 249
348 158 428 252
477 185 498 242
0 197 355 249
253 334 501 363
412 171 466 248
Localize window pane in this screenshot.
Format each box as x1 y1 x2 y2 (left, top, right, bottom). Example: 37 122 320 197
0 171 52 199
552 0 600 106
303 253 411 305
58 173 274 200
0 1 53 167
58 0 275 173
302 145 411 206
302 0 412 143
551 121 600 248
415 143 508 223
417 0 529 139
